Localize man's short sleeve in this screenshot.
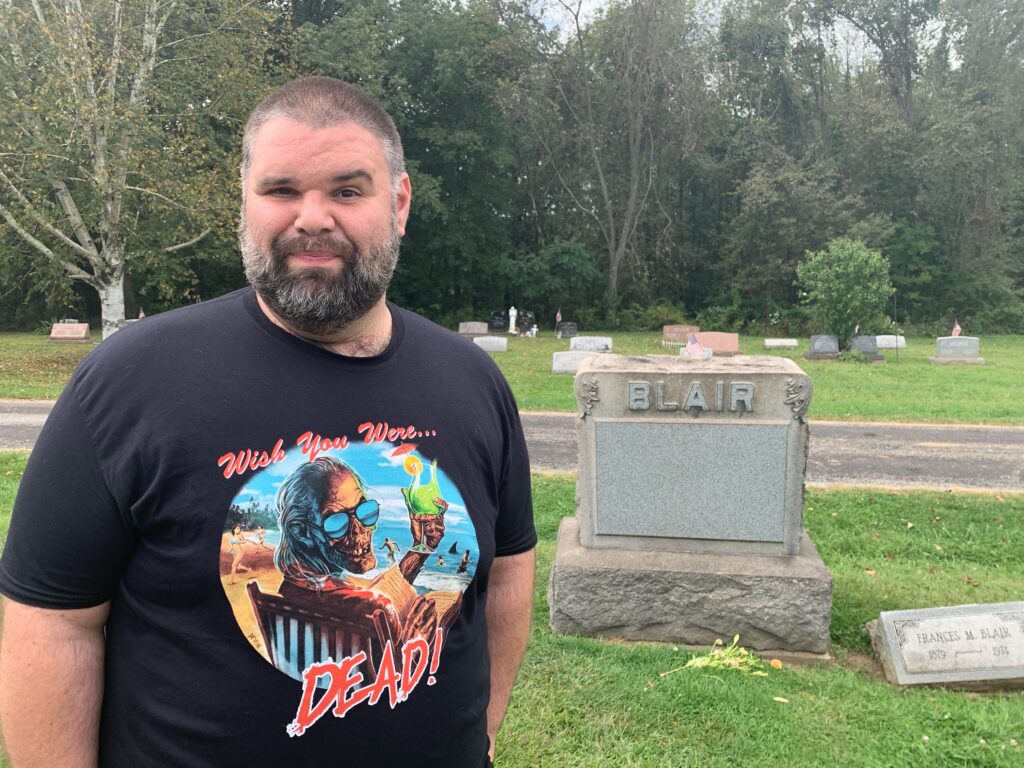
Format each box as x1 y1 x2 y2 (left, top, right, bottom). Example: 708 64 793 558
493 383 536 558
0 384 131 608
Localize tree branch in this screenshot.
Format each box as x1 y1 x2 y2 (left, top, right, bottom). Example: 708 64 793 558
162 228 211 253
0 166 97 259
0 199 97 286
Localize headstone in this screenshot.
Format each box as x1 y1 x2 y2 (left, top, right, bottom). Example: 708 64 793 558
508 306 518 335
869 603 1024 690
875 335 906 350
678 347 714 360
764 338 798 349
851 335 885 363
557 321 578 339
693 331 740 356
570 336 613 353
517 310 536 334
458 321 488 337
805 335 839 360
929 336 985 365
662 324 700 345
552 350 598 375
49 323 90 344
549 355 832 655
473 336 508 353
488 310 506 332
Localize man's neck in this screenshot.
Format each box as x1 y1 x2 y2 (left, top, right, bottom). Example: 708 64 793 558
255 293 393 357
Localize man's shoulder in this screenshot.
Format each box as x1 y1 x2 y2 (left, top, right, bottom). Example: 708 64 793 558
72 289 251 382
394 305 498 366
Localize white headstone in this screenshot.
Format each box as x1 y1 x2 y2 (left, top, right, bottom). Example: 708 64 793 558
473 336 508 353
570 336 613 353
552 350 599 374
764 338 798 349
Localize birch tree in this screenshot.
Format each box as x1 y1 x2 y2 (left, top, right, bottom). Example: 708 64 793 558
0 0 269 337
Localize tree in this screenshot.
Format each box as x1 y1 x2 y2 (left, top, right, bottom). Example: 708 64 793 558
0 0 270 337
503 0 702 312
797 237 892 347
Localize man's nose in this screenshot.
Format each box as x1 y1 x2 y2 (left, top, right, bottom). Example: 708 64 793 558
294 193 335 236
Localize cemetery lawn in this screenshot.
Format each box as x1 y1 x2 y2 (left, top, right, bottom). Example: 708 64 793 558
0 332 96 399
491 333 1024 424
1 331 1023 425
0 460 1021 767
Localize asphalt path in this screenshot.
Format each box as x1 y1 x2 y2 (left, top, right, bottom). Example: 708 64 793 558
2 400 1022 491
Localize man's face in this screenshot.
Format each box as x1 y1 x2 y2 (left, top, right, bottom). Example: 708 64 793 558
321 470 377 574
240 117 411 336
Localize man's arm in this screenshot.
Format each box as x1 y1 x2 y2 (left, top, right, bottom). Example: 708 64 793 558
485 548 535 760
0 599 109 768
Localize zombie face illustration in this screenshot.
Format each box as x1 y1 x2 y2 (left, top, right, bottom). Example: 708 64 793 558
274 457 380 585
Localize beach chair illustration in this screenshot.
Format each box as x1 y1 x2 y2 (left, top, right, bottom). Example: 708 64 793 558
246 581 400 681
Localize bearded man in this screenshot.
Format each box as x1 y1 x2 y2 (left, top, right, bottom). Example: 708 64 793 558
0 77 535 768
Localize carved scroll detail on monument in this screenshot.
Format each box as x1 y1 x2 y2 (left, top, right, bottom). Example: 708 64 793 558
893 619 920 646
784 377 812 421
575 376 599 420
998 612 1024 633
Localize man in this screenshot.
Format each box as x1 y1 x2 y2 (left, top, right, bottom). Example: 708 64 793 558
0 77 535 767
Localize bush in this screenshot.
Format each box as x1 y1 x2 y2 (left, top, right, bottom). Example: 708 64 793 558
797 238 893 349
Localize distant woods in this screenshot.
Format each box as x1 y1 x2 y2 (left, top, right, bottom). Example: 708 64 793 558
1 0 1022 333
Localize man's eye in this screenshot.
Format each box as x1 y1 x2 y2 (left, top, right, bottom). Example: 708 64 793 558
335 188 360 199
267 188 296 197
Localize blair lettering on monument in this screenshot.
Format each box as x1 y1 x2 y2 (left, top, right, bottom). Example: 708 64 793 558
871 602 1024 689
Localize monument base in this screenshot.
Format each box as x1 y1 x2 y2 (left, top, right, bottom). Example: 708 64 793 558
928 356 985 365
549 517 833 654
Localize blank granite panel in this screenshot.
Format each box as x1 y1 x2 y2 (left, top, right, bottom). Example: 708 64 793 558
594 421 788 543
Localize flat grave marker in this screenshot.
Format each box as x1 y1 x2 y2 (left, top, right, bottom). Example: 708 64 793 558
49 323 90 344
764 338 798 349
473 336 508 353
870 602 1024 690
552 350 598 374
458 321 488 337
875 335 906 350
570 336 613 353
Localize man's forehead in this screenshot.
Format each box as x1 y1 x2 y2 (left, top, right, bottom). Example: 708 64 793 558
249 116 387 168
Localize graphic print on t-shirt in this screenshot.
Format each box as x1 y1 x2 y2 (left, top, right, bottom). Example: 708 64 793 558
218 428 479 736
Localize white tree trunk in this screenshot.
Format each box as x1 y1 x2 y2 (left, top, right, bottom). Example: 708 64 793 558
99 275 126 339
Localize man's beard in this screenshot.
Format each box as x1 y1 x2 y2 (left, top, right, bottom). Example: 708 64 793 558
239 213 400 337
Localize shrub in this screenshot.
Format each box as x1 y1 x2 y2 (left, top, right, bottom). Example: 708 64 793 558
797 238 893 349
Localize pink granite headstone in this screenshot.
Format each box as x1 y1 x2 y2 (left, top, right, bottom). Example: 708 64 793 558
49 323 90 344
662 324 700 342
694 331 740 356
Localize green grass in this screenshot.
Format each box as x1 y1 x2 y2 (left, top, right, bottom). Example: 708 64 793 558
0 332 97 399
490 333 1024 424
499 476 1024 767
1 331 1023 424
0 462 1021 765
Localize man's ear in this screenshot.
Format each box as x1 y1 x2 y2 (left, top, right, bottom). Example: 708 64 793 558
395 173 412 237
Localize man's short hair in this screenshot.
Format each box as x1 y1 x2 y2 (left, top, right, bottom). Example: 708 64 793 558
241 76 405 186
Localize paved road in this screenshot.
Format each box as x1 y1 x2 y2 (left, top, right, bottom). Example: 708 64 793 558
3 400 1022 491
520 411 1024 492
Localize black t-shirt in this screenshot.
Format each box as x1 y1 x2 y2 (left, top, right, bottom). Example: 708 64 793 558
0 289 535 767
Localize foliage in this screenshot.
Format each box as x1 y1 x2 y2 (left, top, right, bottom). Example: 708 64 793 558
797 238 893 348
0 0 272 335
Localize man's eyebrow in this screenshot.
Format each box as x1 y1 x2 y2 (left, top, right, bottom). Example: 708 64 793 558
253 170 374 188
331 170 374 184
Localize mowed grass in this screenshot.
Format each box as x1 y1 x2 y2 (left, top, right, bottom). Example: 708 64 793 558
1 330 1023 424
0 332 97 399
491 332 1024 424
0 458 1021 767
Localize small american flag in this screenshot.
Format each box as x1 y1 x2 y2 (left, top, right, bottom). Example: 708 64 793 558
952 319 961 337
555 307 562 325
685 334 704 359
